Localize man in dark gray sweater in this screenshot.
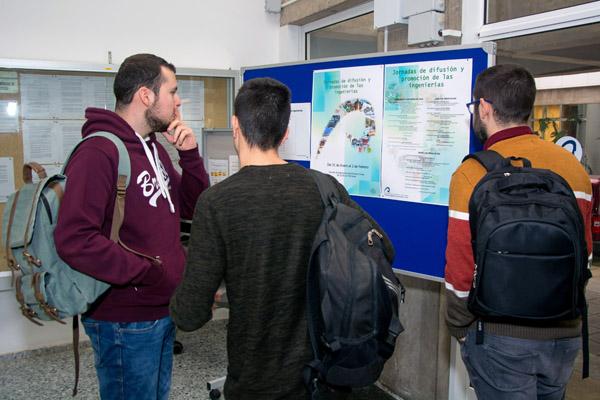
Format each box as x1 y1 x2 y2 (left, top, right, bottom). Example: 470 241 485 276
170 78 392 400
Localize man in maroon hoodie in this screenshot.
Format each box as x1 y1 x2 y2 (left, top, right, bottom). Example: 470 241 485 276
55 53 209 400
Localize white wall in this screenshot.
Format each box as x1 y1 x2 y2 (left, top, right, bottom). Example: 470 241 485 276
0 0 285 356
0 0 281 70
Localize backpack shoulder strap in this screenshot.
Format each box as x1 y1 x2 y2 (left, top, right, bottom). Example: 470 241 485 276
63 131 131 243
308 169 341 206
63 131 131 187
462 150 506 172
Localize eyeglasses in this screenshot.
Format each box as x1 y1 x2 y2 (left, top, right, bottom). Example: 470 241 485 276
466 98 493 115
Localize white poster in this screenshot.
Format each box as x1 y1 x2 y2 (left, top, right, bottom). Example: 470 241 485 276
208 158 228 186
88 76 116 110
228 155 240 175
0 71 18 94
57 75 87 119
22 120 56 163
21 74 115 119
381 59 472 206
178 79 205 122
21 74 55 119
58 120 85 161
281 103 311 161
0 100 19 132
188 120 204 156
23 120 84 164
310 65 384 197
0 157 15 203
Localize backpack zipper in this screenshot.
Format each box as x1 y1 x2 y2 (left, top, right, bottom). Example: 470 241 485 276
367 229 383 246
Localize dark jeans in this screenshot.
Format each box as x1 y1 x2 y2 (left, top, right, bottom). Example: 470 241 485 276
460 330 580 400
82 315 175 400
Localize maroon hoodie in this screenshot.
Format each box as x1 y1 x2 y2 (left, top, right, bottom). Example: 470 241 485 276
55 108 209 322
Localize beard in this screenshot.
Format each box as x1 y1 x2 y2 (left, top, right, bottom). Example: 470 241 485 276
472 112 488 144
145 104 173 133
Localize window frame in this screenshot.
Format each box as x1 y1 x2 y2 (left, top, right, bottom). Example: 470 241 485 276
478 1 600 42
301 1 375 60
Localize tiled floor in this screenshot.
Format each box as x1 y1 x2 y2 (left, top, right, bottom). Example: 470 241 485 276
566 263 600 400
0 318 395 400
2 265 599 399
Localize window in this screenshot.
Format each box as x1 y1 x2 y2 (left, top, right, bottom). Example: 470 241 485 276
307 13 378 60
532 103 599 174
533 104 585 142
477 4 600 174
484 20 600 174
486 0 596 24
495 23 600 76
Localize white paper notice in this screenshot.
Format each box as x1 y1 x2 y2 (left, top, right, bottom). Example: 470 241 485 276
188 120 204 156
0 100 19 132
0 71 18 94
21 74 55 119
228 155 240 175
57 75 87 119
58 120 84 161
381 59 472 206
208 159 228 186
178 79 205 122
281 103 311 161
311 65 385 197
22 120 56 163
0 157 15 203
21 74 114 119
88 76 116 110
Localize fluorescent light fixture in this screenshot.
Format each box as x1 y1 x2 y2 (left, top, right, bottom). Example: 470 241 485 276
6 101 17 117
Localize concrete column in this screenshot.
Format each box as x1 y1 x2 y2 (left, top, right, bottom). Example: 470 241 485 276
379 275 451 400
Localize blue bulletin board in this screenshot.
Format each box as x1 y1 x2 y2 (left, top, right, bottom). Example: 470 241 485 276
242 44 495 281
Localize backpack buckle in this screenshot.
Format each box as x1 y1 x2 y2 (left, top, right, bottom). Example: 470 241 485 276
15 276 44 326
7 258 21 272
329 340 342 352
23 251 42 267
20 305 43 326
32 272 65 324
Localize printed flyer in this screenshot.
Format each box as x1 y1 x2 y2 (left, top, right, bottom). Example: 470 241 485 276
381 59 472 205
310 65 384 197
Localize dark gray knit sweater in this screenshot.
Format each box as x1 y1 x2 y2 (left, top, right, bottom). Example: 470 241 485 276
170 163 392 399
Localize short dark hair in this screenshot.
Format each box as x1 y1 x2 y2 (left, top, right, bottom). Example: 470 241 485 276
114 53 176 109
473 64 536 125
234 78 291 150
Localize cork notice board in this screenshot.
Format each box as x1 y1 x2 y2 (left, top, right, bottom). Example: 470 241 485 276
0 64 234 271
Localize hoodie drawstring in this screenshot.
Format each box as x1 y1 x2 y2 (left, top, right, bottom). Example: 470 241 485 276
135 133 175 213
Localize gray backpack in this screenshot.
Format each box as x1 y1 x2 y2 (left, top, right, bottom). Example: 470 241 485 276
304 170 405 398
2 132 131 395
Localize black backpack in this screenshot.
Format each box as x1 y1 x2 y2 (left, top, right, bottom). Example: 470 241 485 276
465 150 591 377
304 170 405 399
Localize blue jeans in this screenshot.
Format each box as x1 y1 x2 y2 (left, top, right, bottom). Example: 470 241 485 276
460 330 580 400
82 315 175 400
